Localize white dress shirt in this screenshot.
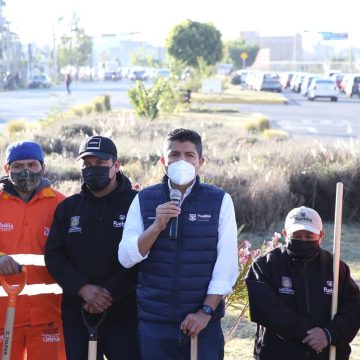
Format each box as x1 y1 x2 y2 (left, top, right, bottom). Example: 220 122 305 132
119 181 238 295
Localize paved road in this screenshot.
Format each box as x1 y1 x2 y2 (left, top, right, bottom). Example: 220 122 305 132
1 82 360 142
239 89 360 141
0 80 133 125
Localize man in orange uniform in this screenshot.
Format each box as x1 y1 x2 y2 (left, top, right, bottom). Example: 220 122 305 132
0 140 66 359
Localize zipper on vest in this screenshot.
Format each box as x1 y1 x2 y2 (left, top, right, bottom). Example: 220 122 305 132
172 212 182 320
303 261 312 359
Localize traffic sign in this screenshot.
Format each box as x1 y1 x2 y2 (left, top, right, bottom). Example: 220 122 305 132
320 32 348 41
240 52 248 60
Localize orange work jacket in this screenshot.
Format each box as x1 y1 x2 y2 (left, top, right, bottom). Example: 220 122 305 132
0 186 65 328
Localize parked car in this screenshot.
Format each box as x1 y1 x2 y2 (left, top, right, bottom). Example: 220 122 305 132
307 78 338 101
290 72 306 93
230 70 247 85
330 73 344 90
324 69 340 77
129 69 148 81
342 74 360 97
254 74 282 92
28 74 51 88
279 72 294 89
301 74 320 97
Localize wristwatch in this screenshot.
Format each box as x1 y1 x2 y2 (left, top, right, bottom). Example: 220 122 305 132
199 304 214 316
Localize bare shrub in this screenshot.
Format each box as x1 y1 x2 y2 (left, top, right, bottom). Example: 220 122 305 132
3 110 360 232
5 119 28 134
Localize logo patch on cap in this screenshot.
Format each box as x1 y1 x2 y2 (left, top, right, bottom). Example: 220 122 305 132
86 138 102 150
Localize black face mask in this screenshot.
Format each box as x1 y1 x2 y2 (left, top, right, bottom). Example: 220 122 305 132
10 169 43 193
287 239 320 260
82 165 113 191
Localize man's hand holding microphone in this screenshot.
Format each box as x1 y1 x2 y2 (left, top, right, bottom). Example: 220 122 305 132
154 189 182 236
138 190 182 257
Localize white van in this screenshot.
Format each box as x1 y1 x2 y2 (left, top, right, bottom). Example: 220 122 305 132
342 74 360 97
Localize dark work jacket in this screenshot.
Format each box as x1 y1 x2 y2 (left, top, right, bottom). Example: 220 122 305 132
245 247 360 360
45 172 138 326
138 175 225 323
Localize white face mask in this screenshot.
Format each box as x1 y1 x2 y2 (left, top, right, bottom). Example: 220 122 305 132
167 160 196 186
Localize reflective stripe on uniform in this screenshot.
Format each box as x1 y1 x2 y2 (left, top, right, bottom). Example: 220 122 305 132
9 254 45 266
0 283 62 297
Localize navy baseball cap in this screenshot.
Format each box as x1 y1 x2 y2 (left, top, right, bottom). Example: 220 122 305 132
77 136 117 160
6 140 44 164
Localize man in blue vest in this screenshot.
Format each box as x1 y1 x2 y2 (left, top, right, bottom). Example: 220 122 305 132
119 128 238 359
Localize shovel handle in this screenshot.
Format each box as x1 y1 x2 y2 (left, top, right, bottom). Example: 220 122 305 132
0 266 28 307
1 266 27 360
190 336 198 360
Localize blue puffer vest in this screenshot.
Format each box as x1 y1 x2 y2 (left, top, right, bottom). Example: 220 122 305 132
138 176 225 323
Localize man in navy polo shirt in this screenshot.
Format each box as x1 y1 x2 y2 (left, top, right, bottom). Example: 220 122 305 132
119 128 238 360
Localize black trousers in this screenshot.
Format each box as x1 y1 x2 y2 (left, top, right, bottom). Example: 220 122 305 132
63 320 139 360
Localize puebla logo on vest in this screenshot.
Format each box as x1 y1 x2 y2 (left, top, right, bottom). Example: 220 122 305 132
279 276 295 295
0 222 14 232
323 280 333 295
113 214 126 228
68 216 81 233
189 213 212 222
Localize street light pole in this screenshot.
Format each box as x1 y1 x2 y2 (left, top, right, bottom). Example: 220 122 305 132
349 32 353 73
293 32 297 71
52 25 57 83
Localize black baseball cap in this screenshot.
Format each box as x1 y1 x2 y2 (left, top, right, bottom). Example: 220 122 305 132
77 136 117 160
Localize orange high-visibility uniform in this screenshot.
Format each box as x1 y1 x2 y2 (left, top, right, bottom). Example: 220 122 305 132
0 185 66 359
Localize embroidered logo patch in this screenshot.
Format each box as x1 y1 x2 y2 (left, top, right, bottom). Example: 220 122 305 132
282 276 292 288
279 276 295 295
188 213 212 222
189 214 197 221
0 222 14 232
324 280 333 295
70 216 80 227
69 216 81 233
86 138 101 150
43 227 50 236
113 214 126 228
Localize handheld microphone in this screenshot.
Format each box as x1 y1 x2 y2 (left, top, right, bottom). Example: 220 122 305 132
169 189 182 240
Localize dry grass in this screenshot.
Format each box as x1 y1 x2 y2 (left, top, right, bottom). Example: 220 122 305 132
2 110 360 232
1 108 359 359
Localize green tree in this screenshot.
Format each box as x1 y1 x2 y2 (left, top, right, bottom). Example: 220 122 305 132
57 13 92 69
166 19 223 68
223 39 260 69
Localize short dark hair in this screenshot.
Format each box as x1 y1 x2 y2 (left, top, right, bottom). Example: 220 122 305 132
164 128 203 158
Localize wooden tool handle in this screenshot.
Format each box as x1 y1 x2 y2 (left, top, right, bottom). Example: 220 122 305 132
190 336 198 360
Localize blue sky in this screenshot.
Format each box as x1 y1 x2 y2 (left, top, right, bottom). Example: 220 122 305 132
4 0 359 46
